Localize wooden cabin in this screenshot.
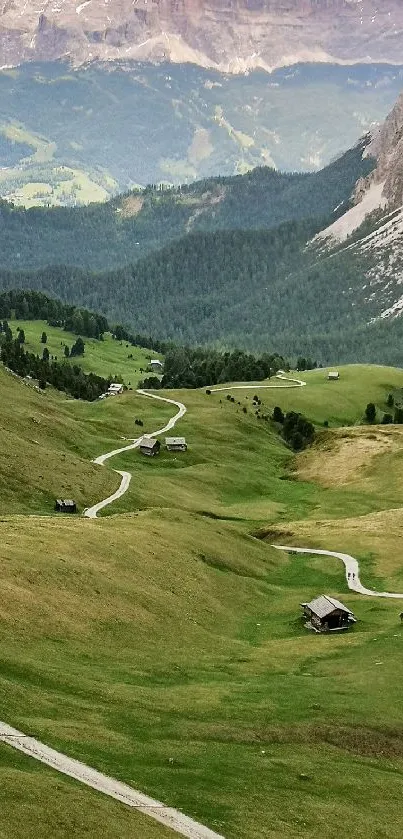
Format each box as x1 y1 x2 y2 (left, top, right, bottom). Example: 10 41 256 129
108 382 124 395
301 595 356 633
139 436 161 457
55 499 77 514
328 371 340 381
149 360 163 373
165 437 187 452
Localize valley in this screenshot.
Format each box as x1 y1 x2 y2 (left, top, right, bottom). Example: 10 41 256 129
3 15 403 833
1 310 403 836
0 61 401 201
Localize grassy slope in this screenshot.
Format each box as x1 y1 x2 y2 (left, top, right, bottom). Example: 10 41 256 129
9 319 161 383
2 358 403 837
0 744 175 839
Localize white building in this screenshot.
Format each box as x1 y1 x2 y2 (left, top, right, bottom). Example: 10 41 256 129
108 382 124 395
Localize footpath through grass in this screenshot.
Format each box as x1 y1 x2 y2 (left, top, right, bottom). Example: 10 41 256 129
2 359 403 837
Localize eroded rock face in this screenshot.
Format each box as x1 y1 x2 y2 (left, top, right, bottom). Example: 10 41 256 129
1 0 403 71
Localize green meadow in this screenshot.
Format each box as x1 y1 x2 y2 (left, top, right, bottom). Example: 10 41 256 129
1 348 403 838
9 319 162 383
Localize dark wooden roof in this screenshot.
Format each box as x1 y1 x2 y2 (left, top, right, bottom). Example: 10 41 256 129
302 595 354 619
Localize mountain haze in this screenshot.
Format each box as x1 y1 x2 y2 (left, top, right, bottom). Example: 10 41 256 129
1 1 403 71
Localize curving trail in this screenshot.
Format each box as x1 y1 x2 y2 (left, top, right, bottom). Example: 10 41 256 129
211 374 306 392
273 545 403 599
84 391 186 519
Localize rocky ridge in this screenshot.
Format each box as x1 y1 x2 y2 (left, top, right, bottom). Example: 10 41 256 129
1 0 403 71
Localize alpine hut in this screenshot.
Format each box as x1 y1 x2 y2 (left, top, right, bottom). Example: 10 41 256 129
55 499 77 514
165 437 187 452
328 371 340 381
301 595 356 633
139 436 161 457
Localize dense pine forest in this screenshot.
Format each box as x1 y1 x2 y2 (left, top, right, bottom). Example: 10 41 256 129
0 141 372 271
0 144 399 365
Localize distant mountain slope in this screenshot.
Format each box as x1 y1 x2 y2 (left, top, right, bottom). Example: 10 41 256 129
0 61 399 204
0 140 373 271
1 0 402 71
309 86 403 347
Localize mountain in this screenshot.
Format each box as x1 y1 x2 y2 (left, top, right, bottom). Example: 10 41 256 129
3 91 403 364
0 61 400 205
0 140 372 271
1 0 403 72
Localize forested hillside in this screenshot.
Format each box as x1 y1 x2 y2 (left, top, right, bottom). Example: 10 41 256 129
1 219 403 365
0 141 372 271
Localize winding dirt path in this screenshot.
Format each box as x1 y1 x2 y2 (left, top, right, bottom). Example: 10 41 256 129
84 391 186 518
273 545 403 598
0 722 225 839
211 374 306 392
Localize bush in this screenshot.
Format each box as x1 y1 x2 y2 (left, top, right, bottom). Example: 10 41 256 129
382 413 393 425
272 406 284 424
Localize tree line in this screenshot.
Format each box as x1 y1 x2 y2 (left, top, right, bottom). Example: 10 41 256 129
141 346 287 389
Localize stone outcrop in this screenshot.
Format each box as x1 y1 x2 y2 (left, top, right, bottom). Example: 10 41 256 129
1 0 403 71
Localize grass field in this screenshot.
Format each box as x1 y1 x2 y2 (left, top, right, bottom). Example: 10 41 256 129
9 319 161 383
2 352 403 837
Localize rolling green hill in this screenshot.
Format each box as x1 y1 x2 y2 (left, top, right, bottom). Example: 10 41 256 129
2 350 403 838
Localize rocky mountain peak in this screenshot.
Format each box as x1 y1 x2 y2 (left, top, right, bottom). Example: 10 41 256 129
0 0 403 71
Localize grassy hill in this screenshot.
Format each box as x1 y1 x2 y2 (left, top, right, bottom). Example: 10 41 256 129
2 349 403 837
8 318 161 382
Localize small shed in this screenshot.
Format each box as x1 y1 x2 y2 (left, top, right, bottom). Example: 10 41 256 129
55 499 77 514
108 382 124 395
165 437 187 452
328 371 340 381
301 595 356 633
149 359 163 373
139 436 161 457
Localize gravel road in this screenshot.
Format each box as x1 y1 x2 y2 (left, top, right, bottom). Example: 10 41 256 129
0 722 225 839
273 545 403 598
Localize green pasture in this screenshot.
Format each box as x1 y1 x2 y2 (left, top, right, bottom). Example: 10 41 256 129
0 744 175 839
0 512 402 839
9 319 160 383
2 352 403 836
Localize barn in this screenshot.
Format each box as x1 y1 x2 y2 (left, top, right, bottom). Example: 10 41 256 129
165 437 187 452
139 437 161 457
301 595 356 633
55 499 77 513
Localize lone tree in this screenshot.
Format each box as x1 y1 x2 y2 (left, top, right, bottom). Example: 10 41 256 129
365 402 376 424
17 328 25 344
382 413 393 425
42 347 50 361
64 345 70 358
70 337 85 357
41 331 47 344
387 393 394 408
395 407 403 424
